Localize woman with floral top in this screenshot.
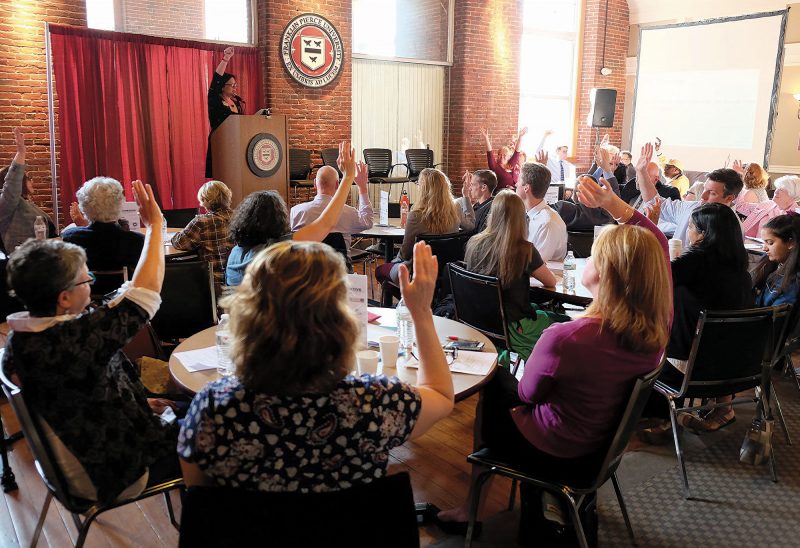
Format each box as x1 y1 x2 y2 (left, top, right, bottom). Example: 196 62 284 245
178 240 455 492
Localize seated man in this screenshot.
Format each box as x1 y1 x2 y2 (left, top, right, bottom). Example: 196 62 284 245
290 163 372 250
515 162 567 261
463 169 496 233
636 143 743 247
620 150 636 184
621 161 680 208
654 138 690 196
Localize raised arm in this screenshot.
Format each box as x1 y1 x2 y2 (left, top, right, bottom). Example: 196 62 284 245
635 142 658 204
536 129 553 154
402 242 454 440
480 127 492 152
0 128 27 225
293 141 356 242
215 47 233 76
129 180 165 293
514 126 528 153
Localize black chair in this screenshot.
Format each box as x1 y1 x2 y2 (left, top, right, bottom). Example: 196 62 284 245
90 267 128 300
449 262 522 373
0 369 182 548
320 147 342 177
178 472 419 548
363 148 410 204
163 208 198 228
567 230 594 258
465 363 664 548
404 148 439 181
654 306 791 498
289 148 315 202
151 260 218 343
322 232 353 273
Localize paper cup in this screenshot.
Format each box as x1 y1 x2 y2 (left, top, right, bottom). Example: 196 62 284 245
356 350 380 375
379 335 400 369
669 238 683 260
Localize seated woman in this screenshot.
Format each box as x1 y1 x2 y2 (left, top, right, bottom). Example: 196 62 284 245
735 175 800 238
641 203 753 438
375 168 475 284
481 127 525 191
464 190 558 364
171 180 234 293
753 214 800 307
178 241 454 491
0 128 56 251
62 176 144 275
2 181 179 504
225 142 356 286
437 177 671 527
734 160 770 204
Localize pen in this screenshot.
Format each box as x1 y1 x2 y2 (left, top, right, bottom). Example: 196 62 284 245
447 336 479 343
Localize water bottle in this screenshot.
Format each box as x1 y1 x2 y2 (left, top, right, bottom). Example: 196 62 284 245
396 298 415 354
216 314 233 376
399 190 410 228
161 215 168 245
33 216 47 240
563 251 576 293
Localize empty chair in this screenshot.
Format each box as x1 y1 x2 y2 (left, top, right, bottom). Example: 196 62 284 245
363 148 409 203
320 147 342 177
151 260 218 342
90 267 128 300
404 148 439 182
289 148 314 202
567 230 594 258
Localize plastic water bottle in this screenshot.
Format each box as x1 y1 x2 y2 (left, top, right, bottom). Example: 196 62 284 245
563 251 576 293
216 314 233 376
396 298 415 354
33 216 47 240
399 190 410 228
161 215 168 245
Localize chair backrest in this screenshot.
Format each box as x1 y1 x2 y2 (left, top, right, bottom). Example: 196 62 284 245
0 368 83 512
151 261 218 342
589 362 664 492
322 232 353 273
289 148 313 180
320 147 342 177
415 231 472 302
679 307 775 393
567 230 593 259
770 303 798 366
363 148 394 178
91 267 128 299
404 148 434 179
163 208 199 228
178 472 419 548
448 262 509 343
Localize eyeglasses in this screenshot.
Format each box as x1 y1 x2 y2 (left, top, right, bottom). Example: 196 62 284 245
410 346 458 365
224 83 238 88
72 272 96 288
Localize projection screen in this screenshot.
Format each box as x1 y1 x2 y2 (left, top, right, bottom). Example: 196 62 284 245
631 11 787 172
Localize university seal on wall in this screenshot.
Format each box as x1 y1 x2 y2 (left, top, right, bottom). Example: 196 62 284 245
246 133 283 177
280 13 344 88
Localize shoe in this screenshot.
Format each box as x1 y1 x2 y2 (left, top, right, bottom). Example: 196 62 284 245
637 420 673 445
431 515 483 537
678 409 735 434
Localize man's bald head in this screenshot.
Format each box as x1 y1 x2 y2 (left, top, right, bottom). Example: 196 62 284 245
646 162 661 184
315 165 340 195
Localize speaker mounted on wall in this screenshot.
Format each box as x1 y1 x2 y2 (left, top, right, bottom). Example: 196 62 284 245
588 88 617 128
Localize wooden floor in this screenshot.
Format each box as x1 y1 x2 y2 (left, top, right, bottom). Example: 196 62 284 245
0 394 510 547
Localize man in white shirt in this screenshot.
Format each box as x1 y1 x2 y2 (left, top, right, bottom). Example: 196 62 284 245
515 161 568 261
290 163 373 249
536 130 575 184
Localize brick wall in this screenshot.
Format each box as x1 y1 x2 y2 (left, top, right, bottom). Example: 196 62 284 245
0 0 87 219
395 0 449 62
574 0 629 171
257 0 352 171
445 0 524 191
123 0 205 40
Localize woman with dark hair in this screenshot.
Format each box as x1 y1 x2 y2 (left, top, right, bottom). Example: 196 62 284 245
753 214 800 307
206 47 244 178
225 142 356 286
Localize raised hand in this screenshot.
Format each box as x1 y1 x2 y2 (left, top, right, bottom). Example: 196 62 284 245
654 136 662 151
12 128 25 154
595 145 615 173
543 129 554 137
601 133 610 146
576 176 614 210
535 149 548 165
222 47 234 61
354 161 369 193
132 180 162 228
480 127 492 150
517 126 528 139
636 142 654 173
732 159 745 175
398 242 438 316
461 173 473 203
338 140 357 181
644 197 662 224
70 201 88 227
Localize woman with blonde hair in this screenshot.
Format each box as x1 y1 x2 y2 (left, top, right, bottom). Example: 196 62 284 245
465 190 557 363
734 160 770 203
171 180 234 293
436 176 671 532
481 126 526 190
375 167 475 284
178 240 455 492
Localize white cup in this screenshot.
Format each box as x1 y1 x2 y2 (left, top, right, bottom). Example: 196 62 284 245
379 335 400 369
669 238 683 260
356 350 380 375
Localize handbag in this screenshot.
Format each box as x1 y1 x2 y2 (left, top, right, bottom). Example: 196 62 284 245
739 418 773 465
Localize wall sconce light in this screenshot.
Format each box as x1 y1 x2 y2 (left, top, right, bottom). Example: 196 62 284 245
794 93 800 119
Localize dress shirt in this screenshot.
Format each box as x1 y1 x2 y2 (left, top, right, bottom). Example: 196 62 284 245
290 192 373 248
642 196 743 246
525 200 568 261
535 139 574 183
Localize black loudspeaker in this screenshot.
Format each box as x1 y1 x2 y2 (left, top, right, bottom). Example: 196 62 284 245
588 88 617 128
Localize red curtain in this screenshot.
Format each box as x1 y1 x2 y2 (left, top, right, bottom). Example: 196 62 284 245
49 25 263 215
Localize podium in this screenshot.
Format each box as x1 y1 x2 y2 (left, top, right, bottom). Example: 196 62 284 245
211 114 289 206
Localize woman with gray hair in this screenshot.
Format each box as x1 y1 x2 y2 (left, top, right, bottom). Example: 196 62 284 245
62 176 144 275
735 174 800 238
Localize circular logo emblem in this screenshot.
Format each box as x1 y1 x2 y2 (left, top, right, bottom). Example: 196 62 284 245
246 133 283 177
280 13 344 88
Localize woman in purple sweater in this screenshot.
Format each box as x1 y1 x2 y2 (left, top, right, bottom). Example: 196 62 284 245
481 126 527 191
437 175 672 529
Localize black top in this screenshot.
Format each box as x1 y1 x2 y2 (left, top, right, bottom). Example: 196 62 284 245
502 243 545 324
208 72 243 132
668 249 753 360
473 197 493 233
620 178 681 205
62 221 144 274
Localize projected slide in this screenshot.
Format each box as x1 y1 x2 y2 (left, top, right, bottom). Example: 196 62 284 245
631 12 785 172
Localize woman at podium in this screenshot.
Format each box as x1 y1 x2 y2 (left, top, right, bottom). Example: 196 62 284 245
206 47 244 178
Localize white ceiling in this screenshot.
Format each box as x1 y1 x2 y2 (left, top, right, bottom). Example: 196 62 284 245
628 0 791 25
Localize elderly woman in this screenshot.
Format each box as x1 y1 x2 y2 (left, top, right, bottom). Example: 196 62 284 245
178 240 454 492
0 128 55 251
735 175 800 238
62 176 144 274
171 180 234 292
2 181 179 504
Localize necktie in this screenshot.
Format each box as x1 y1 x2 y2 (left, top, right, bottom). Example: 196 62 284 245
560 160 565 182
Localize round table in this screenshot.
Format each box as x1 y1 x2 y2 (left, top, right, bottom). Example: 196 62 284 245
139 226 196 258
530 258 593 306
168 307 497 401
355 221 405 262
